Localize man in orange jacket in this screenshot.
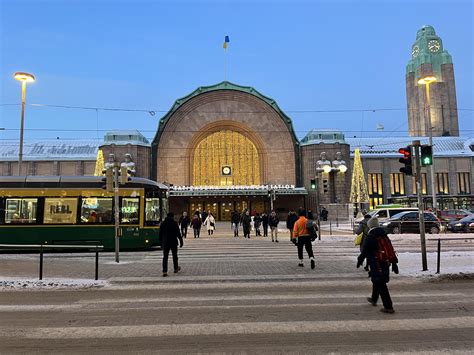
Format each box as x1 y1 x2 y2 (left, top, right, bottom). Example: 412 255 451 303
292 208 315 269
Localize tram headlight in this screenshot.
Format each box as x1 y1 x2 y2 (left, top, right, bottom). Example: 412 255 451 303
145 239 149 243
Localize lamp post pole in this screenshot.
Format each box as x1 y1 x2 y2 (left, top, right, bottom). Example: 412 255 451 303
418 76 437 210
14 72 36 176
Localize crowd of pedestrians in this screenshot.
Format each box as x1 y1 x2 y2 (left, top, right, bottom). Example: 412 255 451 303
165 207 399 315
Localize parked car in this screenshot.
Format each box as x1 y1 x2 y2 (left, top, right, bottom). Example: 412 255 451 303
382 211 441 234
447 214 474 233
354 206 418 227
439 209 472 222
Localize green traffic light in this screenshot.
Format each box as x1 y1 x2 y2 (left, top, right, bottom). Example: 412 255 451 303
422 157 432 165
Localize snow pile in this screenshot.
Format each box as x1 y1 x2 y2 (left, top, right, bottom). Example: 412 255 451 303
0 278 108 291
397 251 474 277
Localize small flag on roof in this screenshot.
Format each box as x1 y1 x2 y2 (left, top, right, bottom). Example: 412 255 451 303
223 35 230 49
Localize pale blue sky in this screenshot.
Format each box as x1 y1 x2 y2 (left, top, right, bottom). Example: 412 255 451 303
1 0 473 144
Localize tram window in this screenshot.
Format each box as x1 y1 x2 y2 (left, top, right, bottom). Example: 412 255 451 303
145 198 161 224
5 198 38 224
121 198 139 224
80 197 113 224
44 198 78 224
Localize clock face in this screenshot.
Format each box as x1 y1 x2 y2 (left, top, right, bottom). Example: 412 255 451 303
428 39 440 53
412 45 420 58
222 166 231 176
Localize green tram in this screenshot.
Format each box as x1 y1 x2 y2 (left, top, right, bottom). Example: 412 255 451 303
0 176 169 250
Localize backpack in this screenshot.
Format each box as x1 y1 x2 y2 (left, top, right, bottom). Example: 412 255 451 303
376 235 398 265
306 219 318 241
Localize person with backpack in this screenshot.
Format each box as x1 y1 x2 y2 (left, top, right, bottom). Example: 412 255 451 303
291 208 316 269
354 214 372 271
357 217 399 314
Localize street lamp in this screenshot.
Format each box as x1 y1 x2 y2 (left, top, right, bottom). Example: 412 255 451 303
417 75 437 210
13 72 36 176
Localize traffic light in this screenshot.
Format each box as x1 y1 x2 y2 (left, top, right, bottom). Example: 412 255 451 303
323 179 328 193
398 146 413 176
310 179 316 190
420 145 433 166
120 166 132 185
102 167 114 193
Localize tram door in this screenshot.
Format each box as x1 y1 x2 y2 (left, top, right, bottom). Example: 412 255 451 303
220 202 233 221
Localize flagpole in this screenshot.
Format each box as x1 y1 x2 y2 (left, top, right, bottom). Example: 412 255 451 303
224 47 227 81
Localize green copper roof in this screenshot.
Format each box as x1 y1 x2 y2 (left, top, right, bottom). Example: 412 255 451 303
152 81 299 145
406 25 453 79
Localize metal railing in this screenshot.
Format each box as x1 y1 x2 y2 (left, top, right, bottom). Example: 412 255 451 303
0 244 104 280
428 237 474 274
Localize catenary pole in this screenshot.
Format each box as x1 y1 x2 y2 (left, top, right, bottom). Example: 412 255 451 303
414 140 428 271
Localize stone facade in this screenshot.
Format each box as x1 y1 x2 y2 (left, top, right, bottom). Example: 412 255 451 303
152 84 300 187
99 144 151 178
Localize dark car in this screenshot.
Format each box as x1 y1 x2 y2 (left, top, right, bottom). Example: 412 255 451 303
447 214 474 233
439 209 471 222
381 211 441 234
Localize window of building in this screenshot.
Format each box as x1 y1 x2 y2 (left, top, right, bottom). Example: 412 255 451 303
412 173 427 195
5 198 38 224
121 198 139 224
436 173 449 195
368 173 383 209
80 197 113 223
457 173 471 194
390 173 405 196
44 198 78 224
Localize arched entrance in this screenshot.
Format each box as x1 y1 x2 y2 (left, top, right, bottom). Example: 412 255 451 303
192 130 261 186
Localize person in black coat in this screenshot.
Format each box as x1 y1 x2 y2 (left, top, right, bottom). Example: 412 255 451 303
261 213 269 237
160 212 183 277
286 210 298 242
241 211 251 238
357 217 398 313
178 212 190 238
231 211 241 237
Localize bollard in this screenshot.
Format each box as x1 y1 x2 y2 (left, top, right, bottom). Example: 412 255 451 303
39 246 44 280
436 238 441 274
329 221 332 236
95 247 99 280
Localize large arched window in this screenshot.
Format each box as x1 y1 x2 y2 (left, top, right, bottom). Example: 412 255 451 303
193 130 261 186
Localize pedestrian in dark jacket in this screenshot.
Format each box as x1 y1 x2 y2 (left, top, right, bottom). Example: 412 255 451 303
178 212 190 238
354 214 372 270
269 210 280 242
261 213 269 237
254 213 262 236
160 212 183 277
357 217 398 314
231 211 240 237
241 211 251 238
191 213 202 238
286 210 298 242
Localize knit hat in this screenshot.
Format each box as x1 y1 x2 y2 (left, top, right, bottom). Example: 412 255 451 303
367 217 379 229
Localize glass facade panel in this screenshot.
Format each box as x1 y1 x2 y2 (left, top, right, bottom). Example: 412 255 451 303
44 198 78 224
390 173 405 196
5 198 38 224
368 173 383 209
80 198 113 224
412 173 427 195
436 173 449 195
193 130 260 186
457 173 471 194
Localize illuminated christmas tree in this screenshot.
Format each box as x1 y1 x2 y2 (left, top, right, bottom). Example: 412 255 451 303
94 149 105 176
349 148 369 209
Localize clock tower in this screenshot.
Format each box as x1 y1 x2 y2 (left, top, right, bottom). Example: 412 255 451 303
406 25 459 137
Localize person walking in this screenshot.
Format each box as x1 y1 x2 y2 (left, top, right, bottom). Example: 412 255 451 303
269 210 280 243
286 210 298 242
320 207 328 221
241 211 251 239
201 210 208 225
178 212 190 238
357 217 398 314
191 213 202 238
292 209 316 269
261 212 269 237
203 212 215 236
354 214 372 271
254 213 262 237
159 212 183 277
231 210 241 237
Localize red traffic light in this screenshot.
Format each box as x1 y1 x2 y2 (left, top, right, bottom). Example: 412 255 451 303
398 146 413 176
398 147 411 157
